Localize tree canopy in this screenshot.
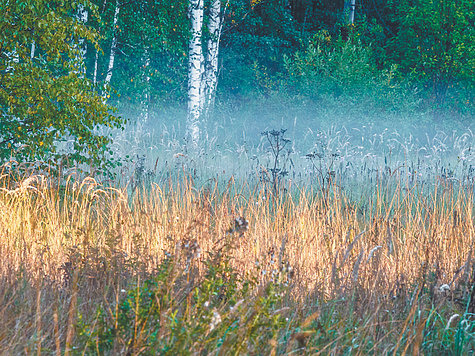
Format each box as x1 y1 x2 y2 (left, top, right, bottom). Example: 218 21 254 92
1 0 473 171
0 0 123 172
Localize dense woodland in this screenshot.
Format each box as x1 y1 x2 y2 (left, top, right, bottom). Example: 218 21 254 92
0 0 473 171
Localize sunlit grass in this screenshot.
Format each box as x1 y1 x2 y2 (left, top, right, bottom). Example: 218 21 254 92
0 166 473 354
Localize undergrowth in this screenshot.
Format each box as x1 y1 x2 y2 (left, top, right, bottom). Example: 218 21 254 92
0 167 473 354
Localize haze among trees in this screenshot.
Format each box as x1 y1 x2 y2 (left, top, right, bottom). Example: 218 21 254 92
1 1 475 354
1 0 474 170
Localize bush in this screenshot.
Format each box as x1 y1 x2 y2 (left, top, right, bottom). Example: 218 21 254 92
282 28 417 113
0 0 124 174
387 0 475 117
77 218 287 355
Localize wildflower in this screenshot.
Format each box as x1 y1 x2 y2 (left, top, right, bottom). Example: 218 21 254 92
439 284 450 292
209 309 221 331
234 216 248 232
227 216 249 236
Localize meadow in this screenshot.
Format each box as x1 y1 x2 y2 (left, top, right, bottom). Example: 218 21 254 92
2 0 474 353
0 113 474 355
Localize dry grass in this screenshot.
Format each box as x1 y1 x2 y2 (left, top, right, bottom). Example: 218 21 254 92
0 170 473 354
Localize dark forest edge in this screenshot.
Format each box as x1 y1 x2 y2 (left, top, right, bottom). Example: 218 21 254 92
0 0 473 176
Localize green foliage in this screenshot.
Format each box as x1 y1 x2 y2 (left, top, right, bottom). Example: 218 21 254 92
388 0 475 114
0 0 123 172
283 28 414 112
100 0 188 105
219 0 302 98
76 222 286 355
3 0 471 173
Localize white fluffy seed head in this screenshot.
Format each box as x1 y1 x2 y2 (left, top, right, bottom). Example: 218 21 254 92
439 284 451 292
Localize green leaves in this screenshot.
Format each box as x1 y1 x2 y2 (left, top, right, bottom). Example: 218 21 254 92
388 0 474 111
0 0 123 173
75 222 286 355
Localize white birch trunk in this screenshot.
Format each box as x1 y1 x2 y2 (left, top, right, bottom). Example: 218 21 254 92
345 0 356 25
105 0 120 84
199 48 205 115
77 4 88 73
30 40 36 59
349 0 356 24
93 49 99 84
93 0 109 84
143 47 151 122
187 0 204 145
202 0 225 117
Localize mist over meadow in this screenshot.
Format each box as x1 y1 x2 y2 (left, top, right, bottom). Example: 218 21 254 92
113 99 474 190
0 0 474 354
2 0 473 181
94 0 474 188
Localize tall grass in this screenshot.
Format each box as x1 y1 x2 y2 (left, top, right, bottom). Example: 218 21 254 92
0 167 473 354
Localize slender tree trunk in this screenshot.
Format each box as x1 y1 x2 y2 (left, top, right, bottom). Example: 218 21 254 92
349 0 356 24
143 46 151 122
199 47 205 115
289 0 305 23
187 0 204 145
93 0 109 84
105 0 120 84
93 49 100 84
30 40 35 59
345 0 356 24
76 4 88 73
202 0 224 118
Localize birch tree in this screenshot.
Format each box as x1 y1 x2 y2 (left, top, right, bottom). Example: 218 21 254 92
143 46 151 122
187 0 204 145
76 3 89 73
0 0 123 171
105 0 120 84
93 0 109 84
187 0 227 145
202 0 226 117
344 0 356 25
30 41 36 59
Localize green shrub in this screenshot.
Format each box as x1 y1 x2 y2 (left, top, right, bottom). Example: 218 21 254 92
76 220 286 355
282 28 417 114
0 0 124 174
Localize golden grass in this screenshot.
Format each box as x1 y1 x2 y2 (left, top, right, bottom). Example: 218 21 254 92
0 171 473 353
